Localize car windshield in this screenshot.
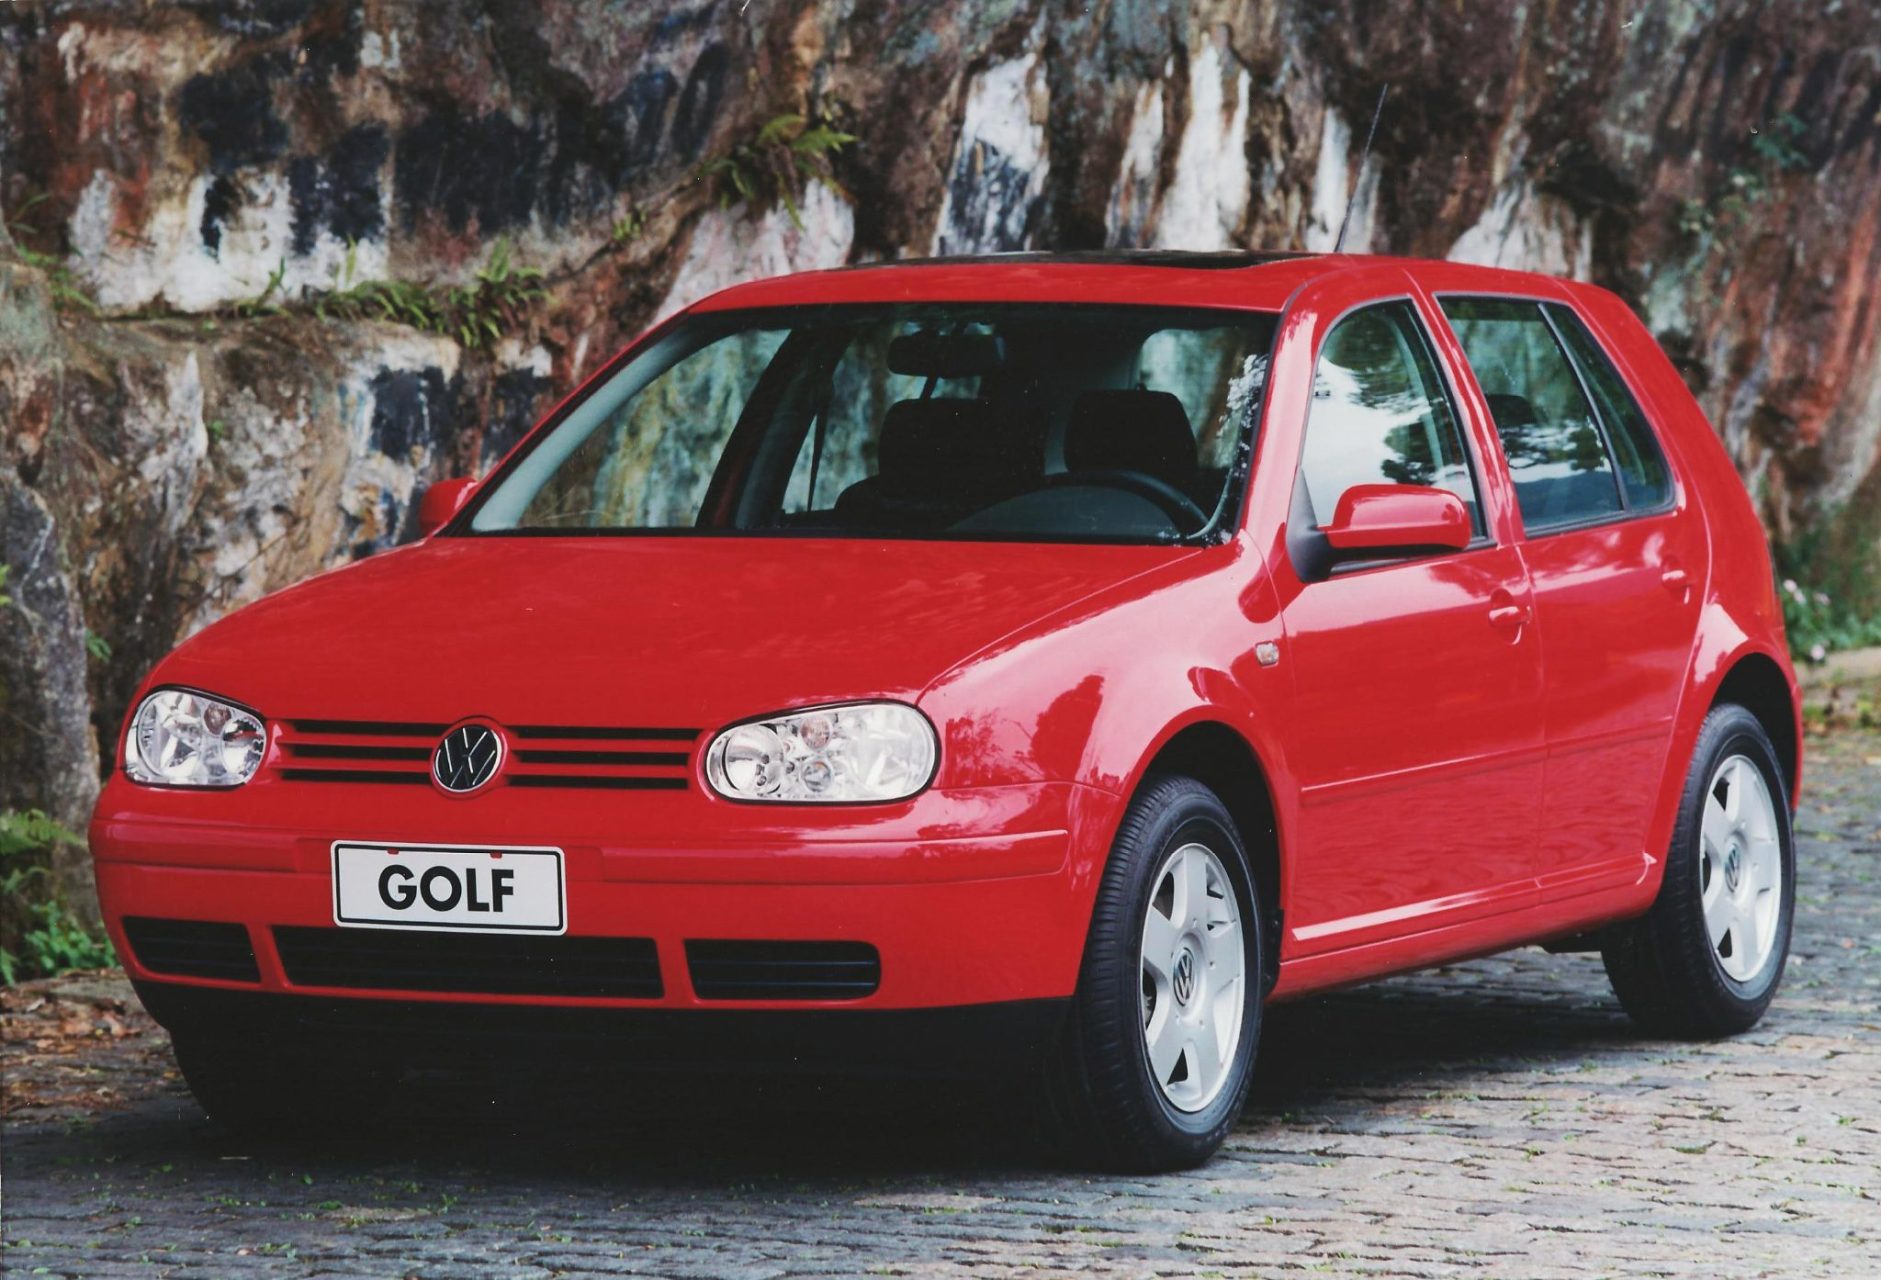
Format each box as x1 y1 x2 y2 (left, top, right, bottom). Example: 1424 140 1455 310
464 302 1278 543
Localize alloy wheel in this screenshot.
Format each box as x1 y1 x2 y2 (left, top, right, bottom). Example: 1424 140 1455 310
1139 841 1245 1112
1699 753 1783 983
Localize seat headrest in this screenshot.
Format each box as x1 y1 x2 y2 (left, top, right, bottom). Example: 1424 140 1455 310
876 399 1036 495
1065 390 1197 488
1484 393 1540 429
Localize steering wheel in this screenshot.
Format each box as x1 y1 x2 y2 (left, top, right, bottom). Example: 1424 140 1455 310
1048 469 1210 535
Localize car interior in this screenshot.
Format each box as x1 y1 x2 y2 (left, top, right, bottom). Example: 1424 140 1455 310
716 311 1275 541
478 305 1277 543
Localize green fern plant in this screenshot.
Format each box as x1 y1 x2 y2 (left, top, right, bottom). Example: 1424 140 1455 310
611 206 647 246
305 238 541 350
0 810 112 986
236 259 288 318
700 112 857 227
443 237 546 349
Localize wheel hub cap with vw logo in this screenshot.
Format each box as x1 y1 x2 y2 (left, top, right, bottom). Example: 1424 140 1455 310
1172 948 1197 1005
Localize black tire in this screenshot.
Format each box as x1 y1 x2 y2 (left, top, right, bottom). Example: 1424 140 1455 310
171 1030 393 1136
1601 703 1795 1038
1046 774 1263 1171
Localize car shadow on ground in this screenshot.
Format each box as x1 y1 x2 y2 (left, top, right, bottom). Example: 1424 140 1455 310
55 960 1648 1183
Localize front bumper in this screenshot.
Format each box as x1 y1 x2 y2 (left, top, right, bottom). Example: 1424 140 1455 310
93 778 1122 1014
132 980 1070 1079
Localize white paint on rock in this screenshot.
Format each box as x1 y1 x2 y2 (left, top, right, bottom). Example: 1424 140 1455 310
68 166 393 312
931 44 1050 254
1106 78 1166 246
194 378 317 627
125 352 209 542
1820 362 1881 509
1153 39 1250 251
56 22 88 82
68 171 117 278
359 29 402 71
655 180 855 322
495 339 553 378
1302 106 1382 253
183 326 462 635
337 332 462 575
1449 182 1593 280
1304 108 1351 251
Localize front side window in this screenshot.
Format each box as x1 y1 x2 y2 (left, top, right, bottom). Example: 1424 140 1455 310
468 303 1278 544
1439 297 1624 533
1297 301 1480 530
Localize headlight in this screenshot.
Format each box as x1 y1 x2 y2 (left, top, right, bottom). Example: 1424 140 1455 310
704 702 937 803
125 689 267 788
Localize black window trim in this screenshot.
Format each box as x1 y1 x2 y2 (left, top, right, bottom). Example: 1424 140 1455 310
1430 290 1681 542
1285 294 1498 582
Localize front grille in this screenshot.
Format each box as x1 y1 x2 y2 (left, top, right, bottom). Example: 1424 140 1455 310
275 720 698 791
685 940 881 1001
274 927 662 998
122 918 260 983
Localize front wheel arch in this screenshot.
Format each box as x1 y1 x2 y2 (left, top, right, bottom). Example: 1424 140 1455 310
1122 721 1282 993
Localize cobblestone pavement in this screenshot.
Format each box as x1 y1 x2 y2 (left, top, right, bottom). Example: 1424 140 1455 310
5 732 1877 1280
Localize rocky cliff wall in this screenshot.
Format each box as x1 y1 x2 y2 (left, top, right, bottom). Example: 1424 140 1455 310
2 0 1878 909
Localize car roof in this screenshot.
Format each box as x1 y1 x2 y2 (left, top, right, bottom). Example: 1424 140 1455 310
686 251 1597 316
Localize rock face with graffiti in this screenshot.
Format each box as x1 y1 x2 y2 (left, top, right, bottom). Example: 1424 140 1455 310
1 0 1877 915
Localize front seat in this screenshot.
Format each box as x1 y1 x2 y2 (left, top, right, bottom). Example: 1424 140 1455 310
835 399 1040 530
1063 389 1200 498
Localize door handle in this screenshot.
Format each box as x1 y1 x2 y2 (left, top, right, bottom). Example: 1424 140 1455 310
1488 602 1531 629
1661 567 1691 594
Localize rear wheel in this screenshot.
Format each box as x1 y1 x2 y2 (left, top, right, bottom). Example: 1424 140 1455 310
1046 775 1262 1170
1601 703 1795 1037
171 1030 392 1135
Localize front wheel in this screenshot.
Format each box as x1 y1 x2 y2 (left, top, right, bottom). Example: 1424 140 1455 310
1046 775 1263 1171
1601 703 1795 1037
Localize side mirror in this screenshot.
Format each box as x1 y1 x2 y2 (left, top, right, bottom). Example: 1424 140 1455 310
1322 484 1471 556
417 477 477 537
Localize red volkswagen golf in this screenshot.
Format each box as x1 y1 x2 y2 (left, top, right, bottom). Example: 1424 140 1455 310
92 252 1800 1169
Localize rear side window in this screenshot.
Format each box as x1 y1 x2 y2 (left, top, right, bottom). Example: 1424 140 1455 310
1439 297 1621 533
1298 301 1480 531
1545 305 1674 510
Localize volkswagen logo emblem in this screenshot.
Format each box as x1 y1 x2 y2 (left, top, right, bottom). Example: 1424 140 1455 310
1173 948 1196 1005
433 723 504 794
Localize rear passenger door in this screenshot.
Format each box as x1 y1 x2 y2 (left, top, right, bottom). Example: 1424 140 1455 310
1437 297 1703 895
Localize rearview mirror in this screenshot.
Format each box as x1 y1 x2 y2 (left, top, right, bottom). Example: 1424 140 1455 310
886 332 1008 378
417 477 477 537
1322 484 1470 557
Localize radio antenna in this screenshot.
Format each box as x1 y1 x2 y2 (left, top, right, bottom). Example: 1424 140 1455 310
1333 84 1388 255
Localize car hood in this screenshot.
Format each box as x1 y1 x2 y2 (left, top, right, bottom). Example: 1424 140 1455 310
155 536 1196 729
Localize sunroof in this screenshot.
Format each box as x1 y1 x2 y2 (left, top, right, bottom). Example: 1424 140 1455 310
846 250 1318 272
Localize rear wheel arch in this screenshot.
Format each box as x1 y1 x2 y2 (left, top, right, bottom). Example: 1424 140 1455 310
1129 721 1283 989
1711 651 1799 802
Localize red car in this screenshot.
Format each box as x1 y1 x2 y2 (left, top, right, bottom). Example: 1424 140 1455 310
92 252 1800 1170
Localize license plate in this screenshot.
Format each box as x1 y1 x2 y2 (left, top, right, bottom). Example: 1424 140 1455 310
332 842 566 934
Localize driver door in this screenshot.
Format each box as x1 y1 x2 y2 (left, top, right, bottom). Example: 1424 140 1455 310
1276 298 1545 957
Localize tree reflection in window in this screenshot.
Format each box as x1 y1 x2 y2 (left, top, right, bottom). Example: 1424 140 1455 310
1300 302 1479 529
1440 298 1623 532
